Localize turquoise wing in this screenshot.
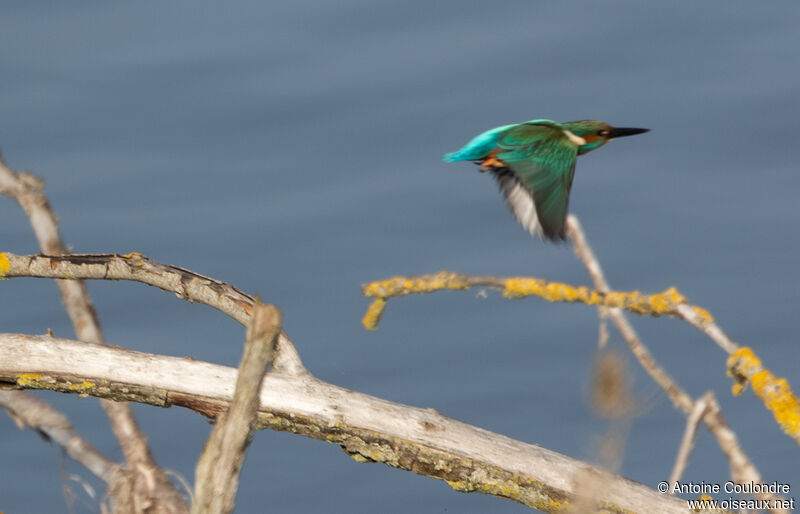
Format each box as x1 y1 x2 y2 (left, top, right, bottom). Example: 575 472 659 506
494 123 579 240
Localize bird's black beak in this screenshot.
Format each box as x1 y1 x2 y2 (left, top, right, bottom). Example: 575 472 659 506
609 127 650 139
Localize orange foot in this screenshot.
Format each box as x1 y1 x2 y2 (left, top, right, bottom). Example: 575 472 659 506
478 151 505 172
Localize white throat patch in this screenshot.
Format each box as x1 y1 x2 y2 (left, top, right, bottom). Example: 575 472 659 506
562 129 586 146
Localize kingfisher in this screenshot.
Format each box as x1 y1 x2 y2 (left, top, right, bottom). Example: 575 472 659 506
444 119 649 241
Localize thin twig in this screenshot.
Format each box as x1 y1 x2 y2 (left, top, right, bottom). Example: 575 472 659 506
566 216 692 412
668 392 711 491
597 307 610 349
675 304 739 354
0 390 121 483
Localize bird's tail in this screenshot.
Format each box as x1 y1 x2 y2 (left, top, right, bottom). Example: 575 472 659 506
442 151 464 162
442 123 517 163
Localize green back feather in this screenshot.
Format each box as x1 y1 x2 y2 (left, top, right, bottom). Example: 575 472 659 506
495 123 578 239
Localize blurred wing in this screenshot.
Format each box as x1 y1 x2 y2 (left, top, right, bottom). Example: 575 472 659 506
493 123 578 240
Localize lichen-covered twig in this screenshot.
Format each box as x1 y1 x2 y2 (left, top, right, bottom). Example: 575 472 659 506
360 270 712 331
727 347 800 446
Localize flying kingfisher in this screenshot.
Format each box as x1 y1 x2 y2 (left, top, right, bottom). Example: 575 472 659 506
444 119 649 241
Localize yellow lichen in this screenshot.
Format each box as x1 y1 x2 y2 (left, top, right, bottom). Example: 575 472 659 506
362 272 712 335
447 476 571 511
69 381 95 392
16 373 43 387
348 453 370 463
122 252 146 267
0 252 9 279
503 278 545 298
604 291 625 308
362 298 387 331
691 306 714 322
665 287 686 303
445 479 467 491
727 347 800 445
363 272 470 298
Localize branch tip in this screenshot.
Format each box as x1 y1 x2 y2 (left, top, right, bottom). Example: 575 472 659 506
362 298 387 331
727 347 800 445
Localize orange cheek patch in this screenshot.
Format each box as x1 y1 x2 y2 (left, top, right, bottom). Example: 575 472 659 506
581 135 600 144
479 151 506 172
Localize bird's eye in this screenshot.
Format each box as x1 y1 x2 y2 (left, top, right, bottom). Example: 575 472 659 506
597 129 610 137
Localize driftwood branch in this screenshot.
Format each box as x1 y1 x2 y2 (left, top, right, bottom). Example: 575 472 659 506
0 333 701 514
192 302 282 514
0 153 187 513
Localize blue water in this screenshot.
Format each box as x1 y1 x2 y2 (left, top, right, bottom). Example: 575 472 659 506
2 2 799 512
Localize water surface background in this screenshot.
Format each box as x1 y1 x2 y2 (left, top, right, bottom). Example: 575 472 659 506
2 2 799 512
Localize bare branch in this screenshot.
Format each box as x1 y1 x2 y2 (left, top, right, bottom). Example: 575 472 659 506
0 153 187 512
192 302 282 514
0 390 121 483
675 304 738 354
0 333 701 514
566 216 693 412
